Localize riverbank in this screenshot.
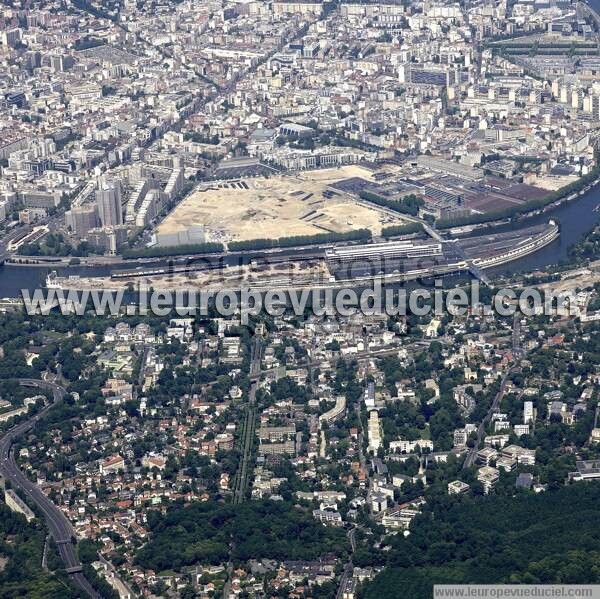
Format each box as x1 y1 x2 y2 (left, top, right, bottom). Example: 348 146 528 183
42 223 558 294
445 170 600 238
3 169 600 297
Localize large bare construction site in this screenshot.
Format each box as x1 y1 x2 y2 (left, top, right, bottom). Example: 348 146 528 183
156 166 410 243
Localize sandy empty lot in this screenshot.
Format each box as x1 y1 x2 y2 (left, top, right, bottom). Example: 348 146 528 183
157 166 409 242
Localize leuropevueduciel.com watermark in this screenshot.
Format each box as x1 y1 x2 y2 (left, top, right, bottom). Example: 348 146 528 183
21 280 582 324
433 584 600 598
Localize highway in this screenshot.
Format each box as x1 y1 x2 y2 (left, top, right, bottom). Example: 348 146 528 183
0 379 101 598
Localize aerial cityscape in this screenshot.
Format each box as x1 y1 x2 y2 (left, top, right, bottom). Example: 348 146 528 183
2 0 600 597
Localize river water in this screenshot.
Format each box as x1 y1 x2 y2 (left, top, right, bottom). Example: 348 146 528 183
1 181 600 298
477 184 600 277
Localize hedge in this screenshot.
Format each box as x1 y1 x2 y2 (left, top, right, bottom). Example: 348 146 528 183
228 228 372 251
381 222 424 238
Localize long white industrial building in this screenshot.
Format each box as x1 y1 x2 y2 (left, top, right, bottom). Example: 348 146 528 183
325 239 443 264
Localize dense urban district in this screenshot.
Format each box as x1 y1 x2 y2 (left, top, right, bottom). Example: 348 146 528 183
3 0 600 598
1 0 600 269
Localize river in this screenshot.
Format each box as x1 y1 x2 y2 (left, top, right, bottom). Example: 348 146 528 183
1 181 600 298
476 183 600 277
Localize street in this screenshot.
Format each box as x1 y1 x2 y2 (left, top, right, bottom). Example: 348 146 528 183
0 379 100 598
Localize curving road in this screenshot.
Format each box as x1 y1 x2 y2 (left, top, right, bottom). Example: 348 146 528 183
462 366 517 470
463 315 525 469
0 379 101 598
